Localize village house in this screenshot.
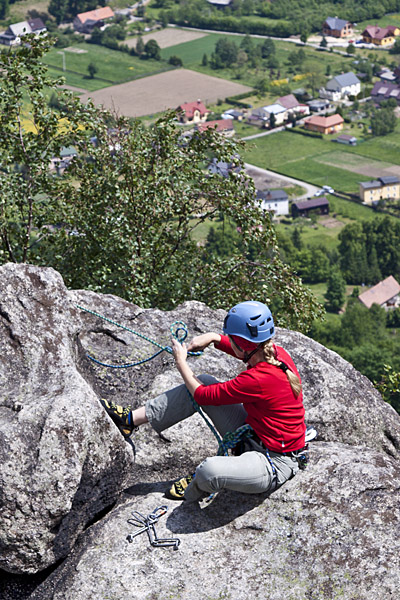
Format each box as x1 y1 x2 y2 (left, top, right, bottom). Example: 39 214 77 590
177 100 209 124
379 68 397 83
358 275 400 310
0 18 46 46
49 146 78 175
359 176 400 204
292 197 329 218
322 17 353 38
276 94 310 117
256 190 289 216
73 7 115 34
304 114 344 134
196 119 235 137
371 81 400 106
320 72 361 101
362 25 400 46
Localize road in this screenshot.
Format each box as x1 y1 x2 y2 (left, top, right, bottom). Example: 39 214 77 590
245 163 319 200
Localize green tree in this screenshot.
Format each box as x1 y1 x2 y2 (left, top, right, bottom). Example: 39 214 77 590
375 365 400 413
0 35 323 333
291 227 302 250
144 39 161 60
48 0 68 24
261 38 275 58
389 37 400 54
136 35 145 56
0 0 9 19
0 34 95 264
202 53 208 66
211 38 238 69
168 55 183 66
87 61 97 79
370 108 396 136
346 43 356 55
305 62 325 97
320 36 328 49
325 268 346 313
269 112 276 129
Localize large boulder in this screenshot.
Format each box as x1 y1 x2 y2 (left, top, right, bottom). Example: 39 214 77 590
29 443 400 600
0 264 134 575
1 263 400 600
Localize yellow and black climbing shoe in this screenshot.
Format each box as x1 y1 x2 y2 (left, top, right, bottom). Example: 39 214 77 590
100 399 134 439
166 475 194 500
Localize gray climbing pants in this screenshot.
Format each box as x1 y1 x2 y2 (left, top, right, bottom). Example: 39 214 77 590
145 375 299 502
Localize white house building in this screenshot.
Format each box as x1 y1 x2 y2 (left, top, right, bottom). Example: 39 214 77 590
319 72 361 101
0 18 46 46
256 190 289 216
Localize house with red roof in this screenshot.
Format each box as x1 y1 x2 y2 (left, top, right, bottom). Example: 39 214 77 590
196 119 234 137
74 7 115 33
358 276 400 310
362 25 400 46
276 93 310 117
177 100 209 124
304 114 344 134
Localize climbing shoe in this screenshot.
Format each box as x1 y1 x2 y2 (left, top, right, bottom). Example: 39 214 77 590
166 474 194 500
100 399 135 439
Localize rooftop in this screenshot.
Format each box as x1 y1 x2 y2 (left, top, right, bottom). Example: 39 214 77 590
328 72 360 88
293 197 329 210
324 17 350 31
305 114 344 127
77 7 114 23
358 276 400 309
256 189 288 202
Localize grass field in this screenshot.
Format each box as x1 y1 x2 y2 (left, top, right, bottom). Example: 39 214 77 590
160 32 355 95
42 42 174 92
241 126 400 194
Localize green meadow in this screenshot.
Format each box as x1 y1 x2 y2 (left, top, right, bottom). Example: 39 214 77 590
161 32 355 92
241 125 400 195
42 42 174 92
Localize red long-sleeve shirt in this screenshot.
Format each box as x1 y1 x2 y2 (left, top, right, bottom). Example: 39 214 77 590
193 335 306 453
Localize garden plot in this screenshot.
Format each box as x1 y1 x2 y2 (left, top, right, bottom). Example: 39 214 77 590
123 28 207 49
79 69 252 117
315 150 400 178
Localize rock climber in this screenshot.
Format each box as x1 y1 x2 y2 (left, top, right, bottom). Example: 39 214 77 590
101 301 312 502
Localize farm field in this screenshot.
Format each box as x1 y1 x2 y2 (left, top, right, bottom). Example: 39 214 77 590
123 28 208 49
242 128 400 194
79 69 252 117
42 42 174 92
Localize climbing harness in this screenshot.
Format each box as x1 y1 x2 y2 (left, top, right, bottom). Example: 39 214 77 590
127 505 180 550
76 304 202 369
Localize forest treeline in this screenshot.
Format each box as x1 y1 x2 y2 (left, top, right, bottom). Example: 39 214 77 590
152 0 400 37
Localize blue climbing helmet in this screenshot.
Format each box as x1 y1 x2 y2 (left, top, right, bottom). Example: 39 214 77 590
223 301 275 343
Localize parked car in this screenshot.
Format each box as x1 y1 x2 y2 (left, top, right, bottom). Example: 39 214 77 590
314 189 324 196
322 185 334 194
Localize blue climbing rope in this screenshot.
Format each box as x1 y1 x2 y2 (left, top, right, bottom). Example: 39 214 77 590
76 305 260 461
76 304 202 369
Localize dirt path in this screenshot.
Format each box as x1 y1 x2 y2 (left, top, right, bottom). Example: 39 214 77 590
245 163 318 198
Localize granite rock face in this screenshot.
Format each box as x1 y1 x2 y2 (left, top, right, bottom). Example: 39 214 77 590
0 264 134 574
1 264 400 600
29 443 400 600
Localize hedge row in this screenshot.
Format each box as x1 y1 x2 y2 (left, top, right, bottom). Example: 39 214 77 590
287 127 323 139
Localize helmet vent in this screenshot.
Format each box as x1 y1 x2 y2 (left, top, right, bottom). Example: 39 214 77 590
249 314 261 321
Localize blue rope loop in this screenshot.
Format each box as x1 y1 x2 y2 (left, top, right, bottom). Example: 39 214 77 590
76 305 202 368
